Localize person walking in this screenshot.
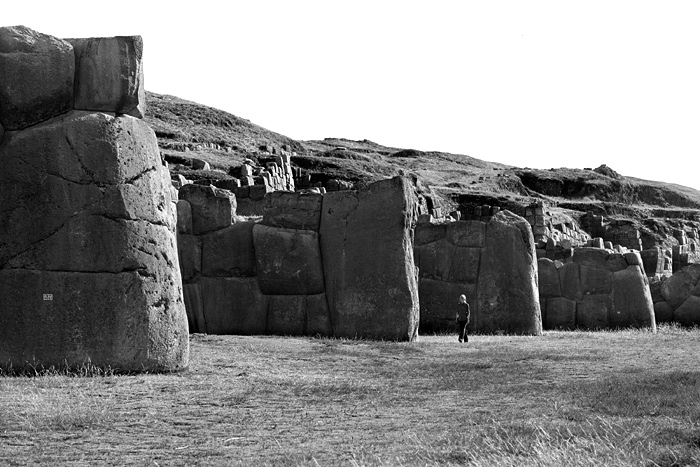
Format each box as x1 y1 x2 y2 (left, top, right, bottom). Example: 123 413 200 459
456 294 470 343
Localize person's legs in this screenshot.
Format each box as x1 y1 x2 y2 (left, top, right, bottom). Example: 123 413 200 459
458 321 467 343
456 321 463 342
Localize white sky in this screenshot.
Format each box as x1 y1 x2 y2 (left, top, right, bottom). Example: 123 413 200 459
5 1 700 189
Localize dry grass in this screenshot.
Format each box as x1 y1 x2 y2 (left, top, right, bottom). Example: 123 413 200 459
1 324 699 466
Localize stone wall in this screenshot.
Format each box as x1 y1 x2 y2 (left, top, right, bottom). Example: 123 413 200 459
649 264 700 326
0 26 189 372
537 248 656 331
177 176 420 341
415 211 542 335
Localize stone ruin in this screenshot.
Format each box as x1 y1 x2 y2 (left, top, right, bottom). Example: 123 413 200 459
9 26 694 372
414 212 542 335
176 176 420 340
650 263 700 326
537 249 655 330
0 26 189 372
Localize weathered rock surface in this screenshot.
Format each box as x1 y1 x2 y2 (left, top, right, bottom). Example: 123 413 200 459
177 234 202 283
673 295 700 326
69 36 145 117
202 221 257 277
178 184 236 235
611 266 656 330
477 211 542 335
183 283 206 333
320 176 420 340
267 295 306 336
0 269 188 371
0 111 188 371
537 258 561 298
200 277 269 334
262 191 323 231
577 294 611 330
661 264 700 310
253 225 324 295
306 294 333 336
0 26 74 130
545 297 576 330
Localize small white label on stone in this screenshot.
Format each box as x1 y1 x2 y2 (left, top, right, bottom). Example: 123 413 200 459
43 294 53 301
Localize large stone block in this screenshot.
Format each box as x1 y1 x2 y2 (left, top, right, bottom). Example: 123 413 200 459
577 294 611 330
419 279 477 333
69 36 145 117
177 234 202 283
544 297 576 330
448 246 481 284
200 277 269 334
0 112 169 268
267 295 306 336
201 221 256 277
654 300 674 323
178 184 236 235
611 266 656 330
573 248 610 269
0 268 188 372
261 191 323 231
414 222 446 246
673 295 700 326
477 211 542 335
176 200 193 234
559 262 582 301
537 258 561 298
661 264 700 310
253 225 324 295
0 26 74 130
183 283 206 333
320 176 420 340
416 239 455 281
306 294 333 336
580 265 612 295
446 221 487 248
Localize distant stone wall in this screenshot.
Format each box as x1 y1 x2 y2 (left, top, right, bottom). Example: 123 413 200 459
0 26 189 372
177 176 420 341
649 264 700 326
537 248 656 331
415 212 542 335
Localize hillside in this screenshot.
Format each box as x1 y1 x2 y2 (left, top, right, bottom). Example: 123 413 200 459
144 91 700 246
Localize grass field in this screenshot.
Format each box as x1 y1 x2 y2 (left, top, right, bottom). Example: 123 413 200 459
1 325 699 466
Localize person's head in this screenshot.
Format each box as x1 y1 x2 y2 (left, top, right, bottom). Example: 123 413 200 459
459 294 467 304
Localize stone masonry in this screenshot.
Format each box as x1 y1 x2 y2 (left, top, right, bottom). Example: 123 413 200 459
0 26 189 372
177 176 421 341
415 211 542 335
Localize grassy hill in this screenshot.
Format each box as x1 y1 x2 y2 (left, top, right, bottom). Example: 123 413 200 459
144 91 700 244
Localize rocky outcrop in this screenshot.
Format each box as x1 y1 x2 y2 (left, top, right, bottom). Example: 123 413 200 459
415 211 542 335
537 248 656 331
0 27 188 373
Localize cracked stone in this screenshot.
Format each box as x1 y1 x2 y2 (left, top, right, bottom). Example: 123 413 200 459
320 176 420 341
0 26 74 130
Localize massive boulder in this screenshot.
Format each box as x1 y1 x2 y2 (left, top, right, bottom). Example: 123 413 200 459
69 35 145 117
320 176 420 340
476 211 542 335
0 26 74 130
0 111 188 372
611 266 656 330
